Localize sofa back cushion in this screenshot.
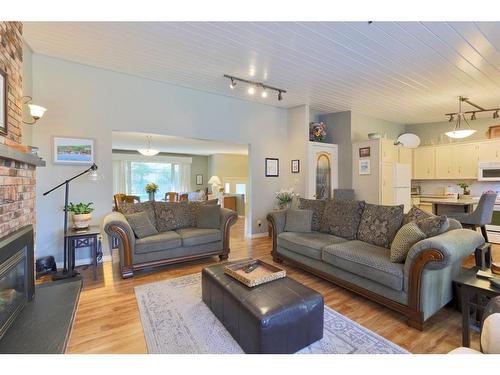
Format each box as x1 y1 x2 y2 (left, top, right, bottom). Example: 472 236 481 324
154 202 193 232
298 198 326 231
124 211 158 239
403 205 434 225
415 215 449 237
320 199 365 240
357 204 404 248
390 222 427 263
119 201 157 228
196 204 221 229
284 209 313 233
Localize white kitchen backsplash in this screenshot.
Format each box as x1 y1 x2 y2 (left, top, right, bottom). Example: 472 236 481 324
413 180 500 196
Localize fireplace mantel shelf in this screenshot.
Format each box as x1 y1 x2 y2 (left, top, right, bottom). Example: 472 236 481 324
0 143 46 167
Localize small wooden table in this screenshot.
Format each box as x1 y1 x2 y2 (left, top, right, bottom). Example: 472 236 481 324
419 198 476 215
65 226 101 280
453 267 500 347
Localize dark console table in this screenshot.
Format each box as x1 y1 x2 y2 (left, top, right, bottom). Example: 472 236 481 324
65 226 101 280
454 267 500 347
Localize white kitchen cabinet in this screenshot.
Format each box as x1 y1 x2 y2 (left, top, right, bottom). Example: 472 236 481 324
478 140 500 161
456 143 479 179
380 163 394 205
435 146 455 179
413 147 435 179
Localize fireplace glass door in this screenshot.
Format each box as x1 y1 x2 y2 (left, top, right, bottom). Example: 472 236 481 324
0 250 27 338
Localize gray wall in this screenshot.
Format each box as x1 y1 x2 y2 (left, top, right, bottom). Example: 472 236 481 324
351 112 406 143
319 111 352 189
405 117 499 146
287 105 309 197
32 53 288 263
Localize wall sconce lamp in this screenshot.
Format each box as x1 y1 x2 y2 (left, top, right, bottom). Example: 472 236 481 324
22 96 47 124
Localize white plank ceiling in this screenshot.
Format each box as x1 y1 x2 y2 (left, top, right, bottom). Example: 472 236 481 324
23 22 500 124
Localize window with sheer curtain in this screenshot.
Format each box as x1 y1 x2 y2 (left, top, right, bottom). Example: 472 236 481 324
113 154 191 201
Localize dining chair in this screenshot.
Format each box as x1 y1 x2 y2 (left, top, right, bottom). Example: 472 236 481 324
165 192 179 202
179 193 189 202
113 194 140 211
448 192 497 242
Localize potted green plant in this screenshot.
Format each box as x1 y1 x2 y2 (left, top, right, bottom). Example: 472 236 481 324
457 182 471 196
67 202 94 229
145 182 159 201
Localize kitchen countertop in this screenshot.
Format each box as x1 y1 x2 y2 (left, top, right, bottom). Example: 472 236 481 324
412 195 478 205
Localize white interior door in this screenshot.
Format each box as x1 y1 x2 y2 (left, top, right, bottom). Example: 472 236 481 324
306 143 339 199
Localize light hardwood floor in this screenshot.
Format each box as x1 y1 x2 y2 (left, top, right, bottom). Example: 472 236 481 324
66 220 498 354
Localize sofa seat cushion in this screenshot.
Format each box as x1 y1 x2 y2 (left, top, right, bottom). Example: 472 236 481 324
277 231 347 260
175 228 222 247
322 240 404 291
135 231 182 254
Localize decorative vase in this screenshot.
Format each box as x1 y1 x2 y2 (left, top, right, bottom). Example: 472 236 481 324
148 191 155 201
463 189 470 195
72 213 92 229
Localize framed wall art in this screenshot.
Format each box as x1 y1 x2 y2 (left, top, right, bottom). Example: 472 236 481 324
359 159 371 175
359 147 370 158
196 174 203 185
0 68 7 136
291 159 300 173
265 158 279 177
53 137 95 165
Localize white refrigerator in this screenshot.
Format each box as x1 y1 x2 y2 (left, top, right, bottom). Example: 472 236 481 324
393 163 411 212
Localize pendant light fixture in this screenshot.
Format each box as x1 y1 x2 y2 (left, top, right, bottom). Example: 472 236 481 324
445 97 477 139
137 136 159 156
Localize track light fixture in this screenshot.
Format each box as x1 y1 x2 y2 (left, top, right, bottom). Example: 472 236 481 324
445 96 500 127
445 96 476 139
223 74 286 102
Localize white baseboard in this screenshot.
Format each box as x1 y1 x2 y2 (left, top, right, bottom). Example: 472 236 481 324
56 254 112 269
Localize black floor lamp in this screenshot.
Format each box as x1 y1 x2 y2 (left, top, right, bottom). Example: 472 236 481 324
43 163 99 280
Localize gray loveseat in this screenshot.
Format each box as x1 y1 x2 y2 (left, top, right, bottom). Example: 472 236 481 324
267 200 485 330
104 201 237 278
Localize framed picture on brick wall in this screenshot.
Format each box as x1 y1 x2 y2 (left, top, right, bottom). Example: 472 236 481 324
0 68 6 136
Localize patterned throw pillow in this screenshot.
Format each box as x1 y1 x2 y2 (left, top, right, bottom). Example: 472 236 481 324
124 211 158 239
320 199 365 240
298 198 326 231
154 202 192 232
119 201 157 228
403 205 434 225
415 215 449 237
357 204 405 248
390 222 427 263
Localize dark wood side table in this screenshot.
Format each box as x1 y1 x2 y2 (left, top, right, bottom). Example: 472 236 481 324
65 225 101 280
453 267 500 347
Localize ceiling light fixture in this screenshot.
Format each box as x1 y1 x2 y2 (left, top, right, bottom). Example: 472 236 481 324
22 96 47 124
223 74 286 102
137 136 159 156
444 96 500 137
445 96 477 139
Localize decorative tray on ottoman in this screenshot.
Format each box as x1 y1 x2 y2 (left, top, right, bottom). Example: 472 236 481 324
223 259 286 287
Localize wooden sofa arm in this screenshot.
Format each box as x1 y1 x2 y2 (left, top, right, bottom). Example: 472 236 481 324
220 208 238 261
103 212 135 278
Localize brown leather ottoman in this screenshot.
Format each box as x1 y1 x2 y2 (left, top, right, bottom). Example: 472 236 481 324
202 262 324 353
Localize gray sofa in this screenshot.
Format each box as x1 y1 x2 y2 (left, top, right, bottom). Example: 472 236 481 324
267 203 485 330
104 201 238 278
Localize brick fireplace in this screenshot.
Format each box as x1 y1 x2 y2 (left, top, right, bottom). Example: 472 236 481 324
0 22 37 239
0 21 44 341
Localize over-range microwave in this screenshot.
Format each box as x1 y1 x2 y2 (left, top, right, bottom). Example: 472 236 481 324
478 161 500 181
